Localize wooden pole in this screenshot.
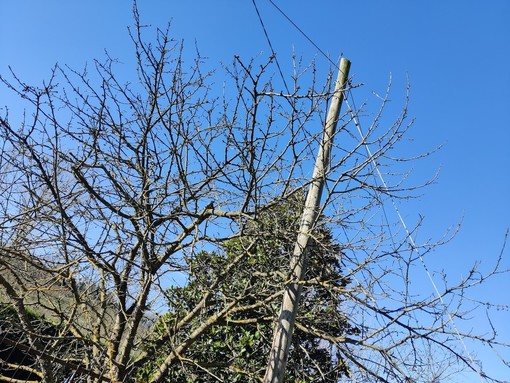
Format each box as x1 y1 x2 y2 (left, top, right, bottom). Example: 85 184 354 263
263 57 351 383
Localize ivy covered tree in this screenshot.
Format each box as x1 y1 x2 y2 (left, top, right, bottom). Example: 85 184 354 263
139 198 354 382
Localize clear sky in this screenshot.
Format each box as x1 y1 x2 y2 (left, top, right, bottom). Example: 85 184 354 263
1 1 509 381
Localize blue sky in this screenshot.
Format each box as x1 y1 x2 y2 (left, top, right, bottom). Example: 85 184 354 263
1 1 509 381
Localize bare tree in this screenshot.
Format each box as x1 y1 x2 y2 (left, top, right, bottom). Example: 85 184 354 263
0 9 508 383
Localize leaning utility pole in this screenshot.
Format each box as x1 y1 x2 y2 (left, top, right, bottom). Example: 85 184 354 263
263 57 351 383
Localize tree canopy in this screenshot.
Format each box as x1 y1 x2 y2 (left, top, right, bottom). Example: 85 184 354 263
0 8 508 383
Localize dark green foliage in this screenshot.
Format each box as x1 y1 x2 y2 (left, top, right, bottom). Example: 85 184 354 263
138 199 355 382
0 303 88 382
